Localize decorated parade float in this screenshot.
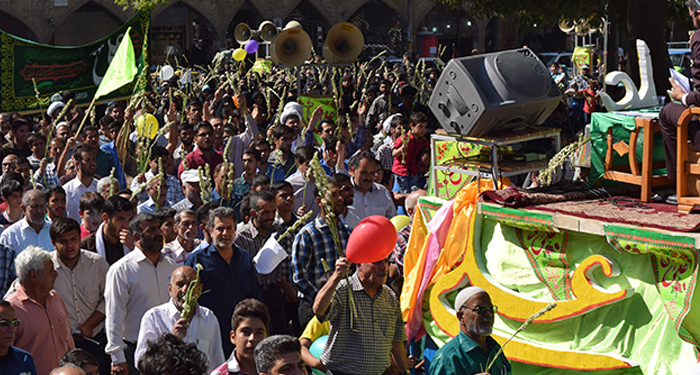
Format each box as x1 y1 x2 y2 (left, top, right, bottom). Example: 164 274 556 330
2 7 698 372
404 41 700 374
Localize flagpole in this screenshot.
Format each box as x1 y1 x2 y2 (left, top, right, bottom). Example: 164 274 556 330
75 96 96 137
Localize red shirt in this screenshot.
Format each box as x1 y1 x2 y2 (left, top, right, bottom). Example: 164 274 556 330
80 224 91 239
178 147 224 178
583 88 597 114
392 133 428 176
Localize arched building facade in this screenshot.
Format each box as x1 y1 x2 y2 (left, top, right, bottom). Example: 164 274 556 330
0 0 504 60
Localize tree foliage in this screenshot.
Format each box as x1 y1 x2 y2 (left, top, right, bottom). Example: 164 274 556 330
435 0 687 24
113 0 171 11
434 0 691 94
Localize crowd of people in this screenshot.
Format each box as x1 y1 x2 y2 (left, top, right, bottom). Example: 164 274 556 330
0 51 511 375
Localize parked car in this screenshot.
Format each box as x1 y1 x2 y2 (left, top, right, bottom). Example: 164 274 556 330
537 52 575 77
668 42 692 79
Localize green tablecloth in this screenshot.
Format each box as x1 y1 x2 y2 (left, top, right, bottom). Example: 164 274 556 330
589 111 666 183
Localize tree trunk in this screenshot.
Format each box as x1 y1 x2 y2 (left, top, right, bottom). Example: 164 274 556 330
626 0 671 94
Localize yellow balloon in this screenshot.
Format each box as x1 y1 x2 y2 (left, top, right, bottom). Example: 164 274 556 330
136 113 158 139
232 48 247 61
390 215 411 231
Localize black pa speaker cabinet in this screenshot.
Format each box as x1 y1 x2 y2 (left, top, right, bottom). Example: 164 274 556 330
429 48 563 137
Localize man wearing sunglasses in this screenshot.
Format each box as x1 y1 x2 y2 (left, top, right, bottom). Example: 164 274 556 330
0 300 37 375
430 286 512 375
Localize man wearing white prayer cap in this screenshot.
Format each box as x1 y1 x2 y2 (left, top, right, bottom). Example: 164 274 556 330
429 286 512 375
47 101 65 120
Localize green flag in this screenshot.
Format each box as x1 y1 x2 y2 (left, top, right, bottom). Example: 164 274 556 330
94 27 137 100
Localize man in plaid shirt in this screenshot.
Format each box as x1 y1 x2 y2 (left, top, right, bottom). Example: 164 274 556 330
291 174 352 327
235 190 297 335
130 145 185 205
313 257 408 375
0 243 15 296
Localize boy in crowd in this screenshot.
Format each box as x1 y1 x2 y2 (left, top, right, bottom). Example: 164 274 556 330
233 148 261 196
78 191 104 238
156 207 178 244
392 112 429 194
252 174 270 192
210 299 270 375
0 180 23 229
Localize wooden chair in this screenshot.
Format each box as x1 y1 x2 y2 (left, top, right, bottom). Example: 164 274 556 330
603 116 669 202
677 107 700 212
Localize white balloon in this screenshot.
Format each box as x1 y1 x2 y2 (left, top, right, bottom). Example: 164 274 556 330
161 65 174 81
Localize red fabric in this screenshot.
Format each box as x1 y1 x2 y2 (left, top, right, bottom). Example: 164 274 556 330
391 133 428 176
79 224 91 239
527 198 700 232
178 147 224 178
583 88 597 114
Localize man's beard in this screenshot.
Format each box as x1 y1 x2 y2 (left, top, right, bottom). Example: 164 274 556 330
467 321 493 336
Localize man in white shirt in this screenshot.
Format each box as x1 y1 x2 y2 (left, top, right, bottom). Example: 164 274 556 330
0 189 53 253
104 213 178 375
135 265 224 374
63 143 97 221
172 170 205 213
161 209 200 264
286 145 320 218
346 151 396 228
50 217 110 374
219 112 259 180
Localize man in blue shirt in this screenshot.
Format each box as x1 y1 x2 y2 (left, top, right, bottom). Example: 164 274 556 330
430 287 511 375
0 300 37 375
184 206 262 357
136 177 172 214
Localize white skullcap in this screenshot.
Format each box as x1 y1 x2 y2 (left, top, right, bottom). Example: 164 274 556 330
454 286 487 311
180 169 206 184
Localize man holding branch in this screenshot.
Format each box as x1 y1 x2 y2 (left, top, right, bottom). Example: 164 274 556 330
135 265 224 374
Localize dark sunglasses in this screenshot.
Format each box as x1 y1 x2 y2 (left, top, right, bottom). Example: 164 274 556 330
464 305 498 315
0 319 20 328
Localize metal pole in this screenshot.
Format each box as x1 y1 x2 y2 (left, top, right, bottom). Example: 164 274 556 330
602 17 609 92
407 0 414 51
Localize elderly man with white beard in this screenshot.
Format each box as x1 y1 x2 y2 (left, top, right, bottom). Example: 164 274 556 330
429 287 512 375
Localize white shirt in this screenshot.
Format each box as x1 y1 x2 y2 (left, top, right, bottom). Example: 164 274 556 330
51 250 109 334
63 176 98 221
162 237 201 265
135 300 224 374
104 247 177 364
0 218 53 254
286 171 320 219
346 182 397 228
226 113 259 179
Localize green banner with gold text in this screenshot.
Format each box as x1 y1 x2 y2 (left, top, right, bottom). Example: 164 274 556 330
0 11 149 112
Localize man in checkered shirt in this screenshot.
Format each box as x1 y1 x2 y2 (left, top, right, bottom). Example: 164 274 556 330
235 190 297 335
291 174 352 328
313 256 409 375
